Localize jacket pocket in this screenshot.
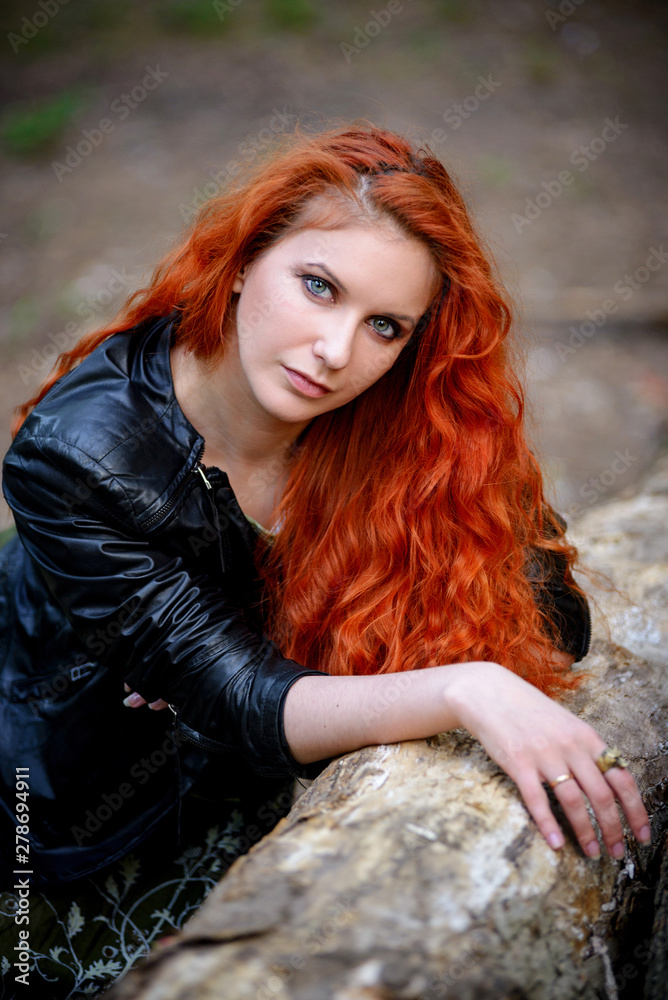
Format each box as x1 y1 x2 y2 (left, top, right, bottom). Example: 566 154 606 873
10 659 98 707
6 658 102 753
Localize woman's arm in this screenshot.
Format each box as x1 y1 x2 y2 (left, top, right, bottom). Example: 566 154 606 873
282 659 651 860
2 432 328 780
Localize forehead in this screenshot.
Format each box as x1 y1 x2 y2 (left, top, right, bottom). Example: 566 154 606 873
271 215 438 279
268 224 440 312
275 222 429 268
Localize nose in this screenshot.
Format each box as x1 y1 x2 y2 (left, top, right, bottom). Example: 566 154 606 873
311 311 358 370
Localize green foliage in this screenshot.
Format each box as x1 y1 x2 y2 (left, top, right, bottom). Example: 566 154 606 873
1 89 88 156
159 0 230 35
435 0 476 24
8 296 41 343
476 153 514 188
262 0 316 31
0 526 17 551
522 38 559 85
3 0 134 57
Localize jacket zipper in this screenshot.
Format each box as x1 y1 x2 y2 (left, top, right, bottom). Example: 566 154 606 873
142 445 206 529
168 710 284 777
168 708 232 752
168 450 230 746
196 463 212 490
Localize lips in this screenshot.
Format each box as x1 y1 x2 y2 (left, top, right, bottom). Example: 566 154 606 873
282 366 332 397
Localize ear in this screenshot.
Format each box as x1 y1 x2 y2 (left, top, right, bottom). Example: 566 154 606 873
232 267 246 294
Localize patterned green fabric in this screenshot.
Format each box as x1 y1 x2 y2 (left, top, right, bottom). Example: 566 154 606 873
243 512 276 543
0 773 296 999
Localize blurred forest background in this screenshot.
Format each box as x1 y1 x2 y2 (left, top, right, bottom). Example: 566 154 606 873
0 0 667 538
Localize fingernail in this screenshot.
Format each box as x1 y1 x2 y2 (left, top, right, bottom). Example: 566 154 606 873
639 825 651 844
611 842 625 860
548 832 564 849
585 840 601 859
123 693 143 708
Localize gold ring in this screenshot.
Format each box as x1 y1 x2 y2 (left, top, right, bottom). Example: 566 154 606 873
596 747 629 773
548 773 575 789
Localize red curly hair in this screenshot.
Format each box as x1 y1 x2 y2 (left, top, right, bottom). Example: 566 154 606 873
12 119 587 695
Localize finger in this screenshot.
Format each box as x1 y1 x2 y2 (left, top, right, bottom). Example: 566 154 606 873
123 692 147 708
555 761 623 859
148 699 170 711
601 766 652 844
512 770 566 851
543 774 606 858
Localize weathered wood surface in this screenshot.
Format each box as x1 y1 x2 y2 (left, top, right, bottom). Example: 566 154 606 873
108 458 668 1000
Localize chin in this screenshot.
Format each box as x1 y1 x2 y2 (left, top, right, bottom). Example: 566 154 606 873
257 393 324 424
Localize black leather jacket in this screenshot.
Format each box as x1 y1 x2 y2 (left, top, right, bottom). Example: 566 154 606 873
0 315 590 884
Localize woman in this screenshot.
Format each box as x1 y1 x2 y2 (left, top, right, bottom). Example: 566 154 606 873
0 120 650 991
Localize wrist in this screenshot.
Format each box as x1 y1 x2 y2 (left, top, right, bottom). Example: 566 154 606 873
440 660 504 732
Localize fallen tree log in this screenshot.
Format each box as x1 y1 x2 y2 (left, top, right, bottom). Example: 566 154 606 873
107 457 668 1000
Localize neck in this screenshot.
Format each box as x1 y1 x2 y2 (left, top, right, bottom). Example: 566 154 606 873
169 336 309 475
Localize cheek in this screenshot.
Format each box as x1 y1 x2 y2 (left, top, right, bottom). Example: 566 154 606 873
346 347 402 397
236 275 292 348
255 285 307 347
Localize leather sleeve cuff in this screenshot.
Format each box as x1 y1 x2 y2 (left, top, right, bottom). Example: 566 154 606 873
172 658 335 781
536 579 592 662
525 548 592 662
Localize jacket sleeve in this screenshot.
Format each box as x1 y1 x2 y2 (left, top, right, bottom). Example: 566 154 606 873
2 433 333 780
524 511 591 662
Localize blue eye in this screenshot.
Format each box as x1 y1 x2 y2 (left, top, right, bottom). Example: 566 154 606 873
301 274 402 341
303 276 331 298
370 317 401 340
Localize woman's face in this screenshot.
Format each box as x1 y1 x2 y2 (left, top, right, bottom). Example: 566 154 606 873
228 219 440 427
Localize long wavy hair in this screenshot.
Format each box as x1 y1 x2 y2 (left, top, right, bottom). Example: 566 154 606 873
12 119 587 694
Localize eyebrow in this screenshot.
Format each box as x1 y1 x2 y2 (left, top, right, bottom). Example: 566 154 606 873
304 261 418 326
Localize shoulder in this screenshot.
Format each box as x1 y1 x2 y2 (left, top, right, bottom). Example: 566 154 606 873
3 316 204 530
18 317 175 457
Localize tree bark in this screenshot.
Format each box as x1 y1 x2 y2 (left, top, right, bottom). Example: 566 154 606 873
107 457 668 1000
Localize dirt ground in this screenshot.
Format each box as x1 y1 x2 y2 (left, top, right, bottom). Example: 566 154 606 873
1 0 667 531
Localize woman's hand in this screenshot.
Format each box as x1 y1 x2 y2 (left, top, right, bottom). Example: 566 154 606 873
445 661 652 858
122 683 169 711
